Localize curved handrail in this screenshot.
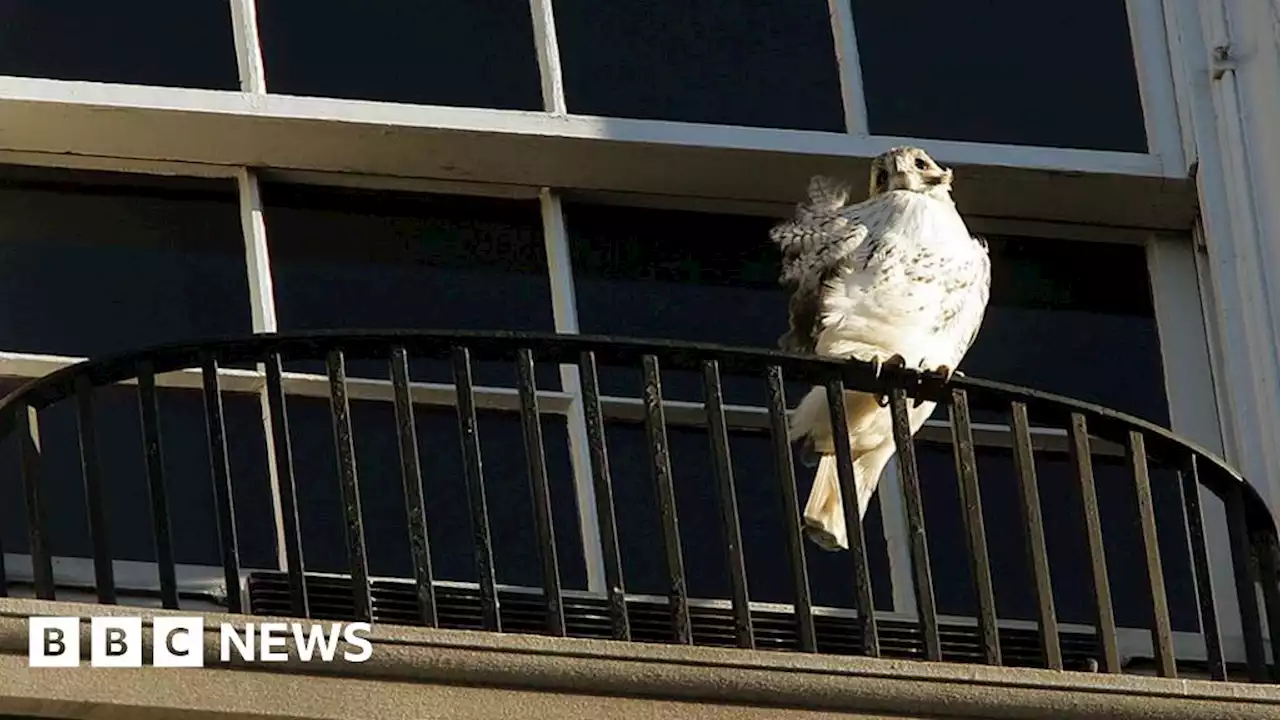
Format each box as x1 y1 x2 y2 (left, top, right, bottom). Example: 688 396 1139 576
0 329 1269 532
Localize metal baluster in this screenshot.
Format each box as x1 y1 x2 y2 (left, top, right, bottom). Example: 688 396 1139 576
887 388 940 661
326 350 372 622
264 352 309 618
516 348 565 637
703 359 753 649
390 347 436 627
765 366 816 652
1009 402 1060 669
137 361 179 609
1126 431 1175 677
1178 454 1226 680
1224 483 1267 681
578 350 630 641
642 354 691 644
18 403 54 600
824 377 879 657
201 353 241 613
74 376 115 603
452 346 501 631
949 389 999 665
1067 413 1119 673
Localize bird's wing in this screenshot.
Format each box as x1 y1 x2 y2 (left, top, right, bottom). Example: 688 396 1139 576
770 182 909 353
940 235 992 362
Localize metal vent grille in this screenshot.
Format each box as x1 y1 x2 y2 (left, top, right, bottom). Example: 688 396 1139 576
246 570 1102 668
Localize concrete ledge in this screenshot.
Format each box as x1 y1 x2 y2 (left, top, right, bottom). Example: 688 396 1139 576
2 597 1278 720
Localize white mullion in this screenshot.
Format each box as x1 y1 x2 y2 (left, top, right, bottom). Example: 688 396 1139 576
529 0 567 115
540 188 607 594
1146 235 1225 454
237 169 278 335
1158 0 1199 168
0 348 571 412
0 352 263 392
235 167 290 579
594 395 1124 454
826 0 869 135
278 372 573 414
228 0 268 94
1150 230 1246 663
1126 0 1188 174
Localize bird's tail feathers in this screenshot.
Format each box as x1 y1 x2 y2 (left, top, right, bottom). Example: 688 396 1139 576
803 455 848 551
802 446 894 552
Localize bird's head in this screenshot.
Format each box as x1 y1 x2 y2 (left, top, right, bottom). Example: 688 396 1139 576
868 146 954 200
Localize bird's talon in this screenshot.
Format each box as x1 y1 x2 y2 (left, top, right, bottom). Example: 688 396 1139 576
930 365 955 384
868 354 907 406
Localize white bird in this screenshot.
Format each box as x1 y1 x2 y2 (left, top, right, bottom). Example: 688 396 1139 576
770 146 991 552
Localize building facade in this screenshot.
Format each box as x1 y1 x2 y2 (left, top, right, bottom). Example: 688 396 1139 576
0 1 1278 718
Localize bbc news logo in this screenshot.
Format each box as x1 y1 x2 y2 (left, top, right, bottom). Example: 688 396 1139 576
28 616 373 667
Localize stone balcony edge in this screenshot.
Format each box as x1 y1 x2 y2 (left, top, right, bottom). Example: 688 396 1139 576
0 597 1276 720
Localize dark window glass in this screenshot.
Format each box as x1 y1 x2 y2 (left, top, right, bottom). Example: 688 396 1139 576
0 382 278 573
283 396 587 590
554 0 845 131
603 421 895 611
962 236 1169 426
566 202 805 405
263 183 557 388
257 0 543 111
915 442 1198 633
0 169 251 358
0 2 239 90
852 1 1147 152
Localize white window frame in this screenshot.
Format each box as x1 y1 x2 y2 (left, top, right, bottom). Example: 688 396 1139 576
0 0 1260 670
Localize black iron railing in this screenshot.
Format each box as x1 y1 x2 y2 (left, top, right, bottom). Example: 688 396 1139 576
0 331 1276 682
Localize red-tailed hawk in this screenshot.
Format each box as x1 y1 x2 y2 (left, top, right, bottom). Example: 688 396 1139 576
770 146 991 551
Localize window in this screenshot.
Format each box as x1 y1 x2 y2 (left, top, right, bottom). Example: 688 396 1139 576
957 235 1169 426
256 0 544 110
0 168 250 358
262 182 558 388
565 202 801 405
553 0 845 131
852 0 1147 151
0 2 239 90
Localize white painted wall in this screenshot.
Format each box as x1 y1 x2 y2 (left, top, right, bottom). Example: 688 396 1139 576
1172 0 1280 513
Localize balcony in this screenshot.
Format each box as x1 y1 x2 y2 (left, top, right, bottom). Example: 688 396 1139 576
0 330 1277 719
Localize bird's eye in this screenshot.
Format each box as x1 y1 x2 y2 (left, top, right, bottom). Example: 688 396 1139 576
874 170 888 187
914 158 929 170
